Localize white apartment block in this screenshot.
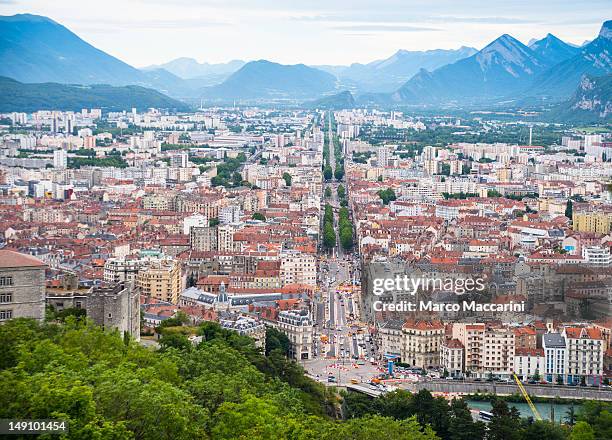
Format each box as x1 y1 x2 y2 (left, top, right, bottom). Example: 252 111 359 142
104 258 145 283
562 327 605 385
441 339 464 377
514 348 545 381
582 246 611 266
543 333 567 384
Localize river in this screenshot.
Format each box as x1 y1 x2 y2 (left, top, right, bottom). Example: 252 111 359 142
467 400 580 423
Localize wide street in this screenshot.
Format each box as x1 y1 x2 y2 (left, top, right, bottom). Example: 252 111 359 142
305 113 380 386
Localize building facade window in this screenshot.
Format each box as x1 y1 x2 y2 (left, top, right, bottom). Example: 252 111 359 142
0 276 14 286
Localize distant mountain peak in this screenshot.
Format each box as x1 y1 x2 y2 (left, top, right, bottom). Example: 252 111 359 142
0 13 56 24
529 33 578 61
599 20 612 39
481 34 526 55
475 34 541 75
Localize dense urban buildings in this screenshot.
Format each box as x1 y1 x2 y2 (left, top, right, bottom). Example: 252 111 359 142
1 103 611 439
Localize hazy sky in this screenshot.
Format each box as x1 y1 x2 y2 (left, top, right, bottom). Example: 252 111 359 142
2 0 610 66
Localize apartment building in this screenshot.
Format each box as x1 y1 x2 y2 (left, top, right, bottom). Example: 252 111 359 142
514 326 537 350
190 226 218 251
452 323 515 378
514 348 545 381
482 325 515 378
217 224 235 252
0 250 47 322
543 333 567 384
136 259 182 304
276 309 313 360
379 319 404 359
573 211 612 234
103 258 145 283
582 246 611 266
562 326 605 385
452 323 485 376
441 339 464 377
279 252 316 287
401 319 444 369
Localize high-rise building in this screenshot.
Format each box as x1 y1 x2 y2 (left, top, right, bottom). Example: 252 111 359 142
219 205 241 224
64 116 74 134
377 145 390 168
0 250 47 322
170 152 189 168
53 149 68 169
84 136 96 149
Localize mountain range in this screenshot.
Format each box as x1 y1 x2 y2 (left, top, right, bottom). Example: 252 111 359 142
317 47 478 93
393 33 581 104
0 13 610 111
549 74 612 122
201 60 338 101
0 76 189 112
143 58 245 84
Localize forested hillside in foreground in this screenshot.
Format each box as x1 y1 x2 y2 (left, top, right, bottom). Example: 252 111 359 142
0 318 610 440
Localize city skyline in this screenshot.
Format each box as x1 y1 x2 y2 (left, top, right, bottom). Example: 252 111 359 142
0 0 610 66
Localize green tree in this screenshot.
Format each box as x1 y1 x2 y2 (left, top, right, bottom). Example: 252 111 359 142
209 217 220 227
282 172 292 187
570 422 596 440
487 399 521 440
377 188 397 205
448 398 486 440
265 327 291 356
329 415 439 440
337 185 346 199
576 401 612 440
252 212 266 222
340 227 353 250
325 187 332 198
565 199 573 220
334 165 344 181
324 165 333 180
520 421 568 440
323 222 336 248
159 332 191 351
565 405 577 426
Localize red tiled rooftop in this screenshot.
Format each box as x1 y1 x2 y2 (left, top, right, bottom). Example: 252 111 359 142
0 250 46 268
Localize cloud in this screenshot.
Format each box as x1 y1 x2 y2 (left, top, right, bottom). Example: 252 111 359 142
75 17 230 31
333 24 440 32
434 16 537 24
293 14 537 25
